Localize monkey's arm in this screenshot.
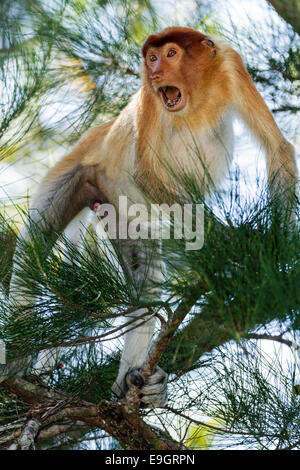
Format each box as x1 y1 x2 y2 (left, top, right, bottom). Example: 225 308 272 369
232 53 297 195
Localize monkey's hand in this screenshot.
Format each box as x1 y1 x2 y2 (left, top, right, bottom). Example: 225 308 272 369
112 366 168 408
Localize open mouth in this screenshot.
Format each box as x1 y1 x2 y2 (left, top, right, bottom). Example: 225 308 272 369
158 86 186 112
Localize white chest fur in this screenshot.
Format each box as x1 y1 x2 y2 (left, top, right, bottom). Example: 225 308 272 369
159 110 234 189
101 98 234 211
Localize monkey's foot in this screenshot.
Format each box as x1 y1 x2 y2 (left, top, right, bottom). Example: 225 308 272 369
112 366 168 408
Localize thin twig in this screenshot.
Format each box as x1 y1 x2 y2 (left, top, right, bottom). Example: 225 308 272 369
248 333 299 350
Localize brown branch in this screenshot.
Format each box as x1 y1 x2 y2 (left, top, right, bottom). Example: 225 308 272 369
247 332 299 350
37 422 88 441
2 376 69 405
124 296 198 412
0 375 182 450
142 299 196 375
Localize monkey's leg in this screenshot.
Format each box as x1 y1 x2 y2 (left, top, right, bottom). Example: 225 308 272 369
112 236 168 408
3 163 105 382
31 207 94 375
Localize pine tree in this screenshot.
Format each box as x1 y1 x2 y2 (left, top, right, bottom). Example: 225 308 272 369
0 0 299 450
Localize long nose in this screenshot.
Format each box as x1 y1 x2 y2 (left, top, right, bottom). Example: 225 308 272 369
150 58 164 82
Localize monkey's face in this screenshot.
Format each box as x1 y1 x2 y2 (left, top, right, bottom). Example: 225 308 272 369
145 42 187 113
144 37 217 114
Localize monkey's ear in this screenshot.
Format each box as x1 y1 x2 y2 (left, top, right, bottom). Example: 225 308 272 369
202 38 216 55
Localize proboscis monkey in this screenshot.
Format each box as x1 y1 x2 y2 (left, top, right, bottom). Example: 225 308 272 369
7 27 297 407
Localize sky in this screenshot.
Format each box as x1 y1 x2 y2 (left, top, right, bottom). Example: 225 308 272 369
1 0 299 361
0 0 299 449
1 0 298 203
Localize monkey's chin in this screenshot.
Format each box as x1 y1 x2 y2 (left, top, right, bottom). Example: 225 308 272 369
158 86 186 112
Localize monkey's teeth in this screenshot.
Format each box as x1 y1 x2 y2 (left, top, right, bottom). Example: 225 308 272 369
167 97 181 107
160 87 182 108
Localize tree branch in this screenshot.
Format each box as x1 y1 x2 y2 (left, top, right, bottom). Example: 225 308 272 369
267 0 300 35
124 297 199 411
248 332 299 350
0 375 182 450
15 417 41 450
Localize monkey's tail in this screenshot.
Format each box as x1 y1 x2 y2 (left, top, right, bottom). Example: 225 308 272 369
10 160 104 294
12 159 106 276
28 160 104 238
31 163 84 230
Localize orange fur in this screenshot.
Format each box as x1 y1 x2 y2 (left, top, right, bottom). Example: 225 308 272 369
11 27 298 407
32 26 297 229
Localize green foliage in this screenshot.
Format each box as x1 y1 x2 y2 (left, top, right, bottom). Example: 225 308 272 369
49 345 120 402
220 2 300 129
0 0 299 451
192 345 300 449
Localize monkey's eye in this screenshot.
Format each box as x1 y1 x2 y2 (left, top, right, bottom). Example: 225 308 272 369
149 55 157 62
167 49 176 57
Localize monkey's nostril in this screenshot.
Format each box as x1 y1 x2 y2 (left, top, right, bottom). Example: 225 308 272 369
151 74 162 81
